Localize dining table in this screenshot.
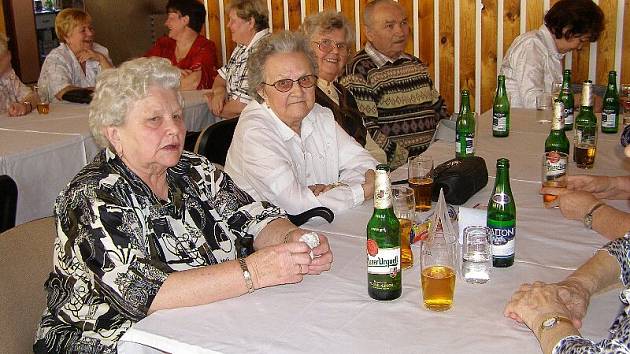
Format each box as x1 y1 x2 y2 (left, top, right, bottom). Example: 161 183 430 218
118 108 630 354
0 90 214 224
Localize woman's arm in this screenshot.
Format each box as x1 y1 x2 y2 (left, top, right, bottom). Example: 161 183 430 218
568 175 630 200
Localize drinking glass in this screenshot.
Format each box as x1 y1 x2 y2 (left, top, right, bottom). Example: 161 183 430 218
536 92 552 110
461 226 492 284
420 233 456 311
392 186 415 269
541 151 568 207
34 85 50 115
551 81 562 98
408 156 434 211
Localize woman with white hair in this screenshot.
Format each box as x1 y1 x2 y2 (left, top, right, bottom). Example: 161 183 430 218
224 31 377 215
0 34 35 116
33 57 333 353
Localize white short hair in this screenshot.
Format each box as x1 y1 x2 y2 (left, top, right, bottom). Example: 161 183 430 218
89 57 182 149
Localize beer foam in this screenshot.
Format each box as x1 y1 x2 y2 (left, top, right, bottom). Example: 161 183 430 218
300 232 320 259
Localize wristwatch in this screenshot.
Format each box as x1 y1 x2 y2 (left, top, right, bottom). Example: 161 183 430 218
238 257 255 293
538 315 573 338
583 202 605 229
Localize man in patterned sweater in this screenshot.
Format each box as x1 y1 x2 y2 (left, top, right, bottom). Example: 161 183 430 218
340 0 448 168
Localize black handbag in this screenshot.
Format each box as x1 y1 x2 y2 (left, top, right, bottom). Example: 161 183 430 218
431 156 488 205
61 88 94 104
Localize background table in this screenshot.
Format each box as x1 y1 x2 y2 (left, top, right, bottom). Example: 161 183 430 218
119 108 629 354
0 91 214 224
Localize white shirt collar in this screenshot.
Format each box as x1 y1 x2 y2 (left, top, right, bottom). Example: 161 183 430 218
539 25 564 60
246 29 270 50
260 101 315 142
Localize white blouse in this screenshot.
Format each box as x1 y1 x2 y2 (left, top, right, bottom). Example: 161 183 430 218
0 68 32 113
225 101 378 215
37 42 111 102
500 25 565 108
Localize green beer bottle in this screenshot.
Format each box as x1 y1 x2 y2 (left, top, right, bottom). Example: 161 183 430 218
545 99 570 155
558 69 575 130
367 164 401 301
601 71 620 134
574 81 598 168
487 158 516 268
456 90 475 158
492 75 510 137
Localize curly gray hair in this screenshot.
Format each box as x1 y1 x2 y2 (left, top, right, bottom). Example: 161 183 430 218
300 10 355 49
247 31 318 103
89 57 182 149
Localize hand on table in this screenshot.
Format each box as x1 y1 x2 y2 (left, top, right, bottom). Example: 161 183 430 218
285 229 333 275
246 241 312 289
539 187 600 220
7 102 32 116
504 281 583 331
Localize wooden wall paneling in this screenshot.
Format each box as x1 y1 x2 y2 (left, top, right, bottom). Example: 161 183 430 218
622 0 630 84
270 0 285 31
207 0 223 66
223 0 235 57
502 0 520 55
460 0 476 108
481 0 498 113
596 0 618 85
323 0 337 11
418 0 435 80
439 0 455 112
304 0 319 17
400 0 414 57
358 0 368 48
288 0 302 30
525 0 543 32
572 46 591 84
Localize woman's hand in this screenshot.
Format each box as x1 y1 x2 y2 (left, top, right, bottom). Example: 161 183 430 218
308 184 334 196
210 88 226 116
504 281 576 330
76 49 112 69
246 242 313 289
362 169 375 200
553 279 591 329
7 102 32 116
285 230 333 274
540 187 600 220
567 175 616 198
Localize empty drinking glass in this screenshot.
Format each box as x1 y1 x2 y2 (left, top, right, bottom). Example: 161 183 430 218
461 226 492 284
392 186 415 269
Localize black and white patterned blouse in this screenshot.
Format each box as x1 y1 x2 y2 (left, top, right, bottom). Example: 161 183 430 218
33 149 284 353
554 234 630 353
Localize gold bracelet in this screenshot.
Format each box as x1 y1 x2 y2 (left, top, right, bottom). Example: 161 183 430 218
238 257 254 293
537 315 574 339
282 227 299 243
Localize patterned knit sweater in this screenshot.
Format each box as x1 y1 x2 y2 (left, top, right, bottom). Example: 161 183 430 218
340 49 448 168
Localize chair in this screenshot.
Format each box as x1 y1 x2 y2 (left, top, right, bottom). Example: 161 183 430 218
0 175 18 232
194 118 239 167
0 217 56 354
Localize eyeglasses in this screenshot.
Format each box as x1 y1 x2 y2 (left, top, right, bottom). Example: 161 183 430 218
262 74 318 92
313 39 348 53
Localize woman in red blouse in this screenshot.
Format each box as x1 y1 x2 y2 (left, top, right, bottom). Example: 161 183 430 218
145 0 218 90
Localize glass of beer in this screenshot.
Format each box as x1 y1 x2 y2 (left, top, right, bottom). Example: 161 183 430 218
420 234 456 311
392 186 415 269
408 156 433 211
574 131 597 169
541 151 568 207
34 85 50 115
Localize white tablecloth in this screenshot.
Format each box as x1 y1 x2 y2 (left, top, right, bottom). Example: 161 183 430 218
0 92 214 224
118 108 628 354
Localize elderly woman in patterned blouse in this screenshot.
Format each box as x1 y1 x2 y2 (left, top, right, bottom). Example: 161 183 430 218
33 57 333 353
504 145 630 353
0 33 36 116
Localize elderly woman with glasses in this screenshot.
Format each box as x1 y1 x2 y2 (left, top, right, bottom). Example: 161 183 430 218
33 57 332 353
299 11 368 148
224 31 377 215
